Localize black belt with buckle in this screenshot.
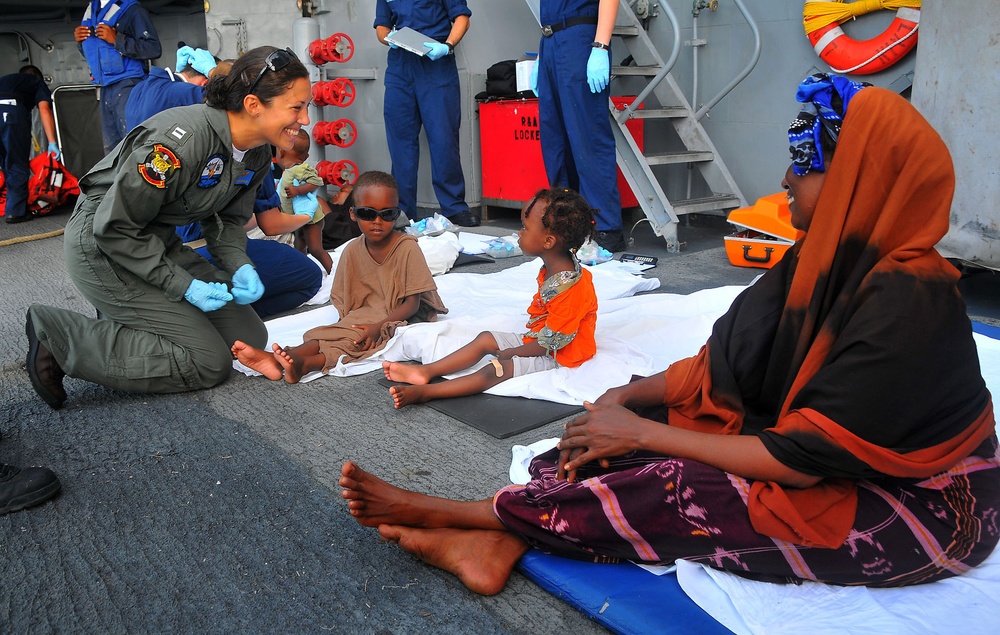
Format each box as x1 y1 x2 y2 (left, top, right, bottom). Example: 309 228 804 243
541 16 599 37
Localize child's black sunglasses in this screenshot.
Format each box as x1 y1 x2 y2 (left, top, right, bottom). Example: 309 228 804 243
247 47 297 95
353 206 403 222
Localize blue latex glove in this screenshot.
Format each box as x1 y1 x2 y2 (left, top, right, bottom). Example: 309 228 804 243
423 41 450 61
175 45 196 72
386 28 399 49
290 179 321 219
230 264 265 305
530 57 539 96
47 142 60 161
586 47 610 93
295 193 321 221
184 279 233 312
188 48 217 77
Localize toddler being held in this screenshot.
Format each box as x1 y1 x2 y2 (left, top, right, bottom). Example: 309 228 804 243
275 130 334 273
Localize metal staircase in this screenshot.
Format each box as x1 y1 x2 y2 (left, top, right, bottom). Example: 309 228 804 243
609 0 745 251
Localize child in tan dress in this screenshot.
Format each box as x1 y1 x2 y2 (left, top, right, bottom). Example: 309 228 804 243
232 171 447 383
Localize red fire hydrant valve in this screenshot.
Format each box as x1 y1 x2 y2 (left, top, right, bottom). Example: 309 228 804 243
308 33 355 64
312 119 358 148
312 78 356 108
317 160 359 187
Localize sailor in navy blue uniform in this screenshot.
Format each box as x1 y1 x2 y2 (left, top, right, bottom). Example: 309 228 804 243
535 0 625 251
0 65 60 224
374 0 480 227
75 0 161 153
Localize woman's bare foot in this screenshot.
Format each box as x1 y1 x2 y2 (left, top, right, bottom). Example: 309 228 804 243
382 361 433 385
340 461 444 528
379 525 528 596
232 340 283 381
389 384 429 409
272 344 306 384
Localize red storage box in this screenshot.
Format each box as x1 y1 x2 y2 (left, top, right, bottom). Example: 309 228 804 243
479 97 643 208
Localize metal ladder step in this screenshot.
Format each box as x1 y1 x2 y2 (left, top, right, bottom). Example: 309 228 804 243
672 195 743 216
624 107 689 119
645 151 715 166
612 25 640 37
612 65 662 76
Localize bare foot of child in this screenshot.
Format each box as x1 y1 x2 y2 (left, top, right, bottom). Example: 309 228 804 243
272 343 307 384
378 525 526 596
389 384 429 409
382 360 432 385
232 340 283 381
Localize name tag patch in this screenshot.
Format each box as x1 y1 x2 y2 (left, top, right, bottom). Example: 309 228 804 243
235 170 255 186
198 154 226 188
138 144 181 189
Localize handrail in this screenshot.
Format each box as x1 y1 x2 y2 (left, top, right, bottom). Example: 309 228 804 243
616 0 682 122
693 0 761 121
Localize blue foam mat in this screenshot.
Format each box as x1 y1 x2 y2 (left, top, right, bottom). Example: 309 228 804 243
517 551 732 635
972 320 1000 340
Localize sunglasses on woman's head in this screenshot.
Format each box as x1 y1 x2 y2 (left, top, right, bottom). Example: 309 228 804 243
353 206 402 222
247 47 297 95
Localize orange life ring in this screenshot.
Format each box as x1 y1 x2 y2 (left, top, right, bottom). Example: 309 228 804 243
806 6 920 75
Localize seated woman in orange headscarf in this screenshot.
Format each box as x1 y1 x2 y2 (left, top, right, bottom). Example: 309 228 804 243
338 74 1000 595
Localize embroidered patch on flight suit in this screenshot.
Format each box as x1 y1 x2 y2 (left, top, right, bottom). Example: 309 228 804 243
235 170 255 186
198 154 226 188
168 126 190 142
138 144 181 189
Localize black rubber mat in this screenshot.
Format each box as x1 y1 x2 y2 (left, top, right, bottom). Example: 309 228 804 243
378 376 583 439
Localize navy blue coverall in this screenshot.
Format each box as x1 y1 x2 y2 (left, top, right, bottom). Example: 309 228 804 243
124 66 203 131
538 0 622 232
0 73 52 222
374 0 471 220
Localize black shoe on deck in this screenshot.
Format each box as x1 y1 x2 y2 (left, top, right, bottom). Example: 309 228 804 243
0 463 61 515
448 210 481 228
596 230 627 252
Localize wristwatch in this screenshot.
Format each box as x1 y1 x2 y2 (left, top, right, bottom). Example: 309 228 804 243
445 41 455 54
591 41 610 51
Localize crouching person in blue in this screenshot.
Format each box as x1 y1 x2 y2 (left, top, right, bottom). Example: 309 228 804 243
24 46 311 410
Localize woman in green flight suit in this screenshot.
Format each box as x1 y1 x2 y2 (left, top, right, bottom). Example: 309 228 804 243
25 46 311 409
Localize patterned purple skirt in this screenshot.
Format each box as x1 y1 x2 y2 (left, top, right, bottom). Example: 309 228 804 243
493 438 1000 587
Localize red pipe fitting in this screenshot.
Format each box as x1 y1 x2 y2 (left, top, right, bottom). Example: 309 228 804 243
317 160 359 188
312 119 358 148
312 78 356 108
308 33 355 65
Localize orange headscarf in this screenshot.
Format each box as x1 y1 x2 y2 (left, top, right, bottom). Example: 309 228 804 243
663 87 995 548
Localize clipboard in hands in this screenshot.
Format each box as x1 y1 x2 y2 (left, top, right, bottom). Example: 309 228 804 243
385 27 435 56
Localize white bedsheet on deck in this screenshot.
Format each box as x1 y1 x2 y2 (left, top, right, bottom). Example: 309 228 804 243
674 330 1000 635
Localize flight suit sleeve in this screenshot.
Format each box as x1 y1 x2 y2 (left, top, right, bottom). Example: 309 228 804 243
201 190 257 276
202 154 269 275
91 138 198 302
